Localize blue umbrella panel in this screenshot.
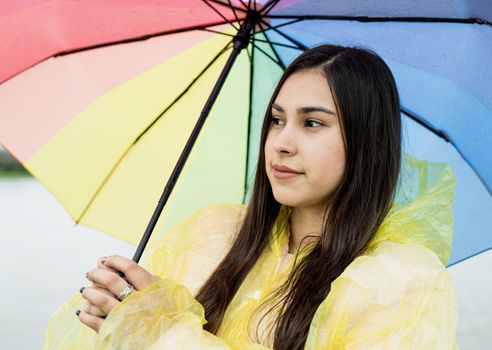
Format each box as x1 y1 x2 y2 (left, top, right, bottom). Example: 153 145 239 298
239 0 492 266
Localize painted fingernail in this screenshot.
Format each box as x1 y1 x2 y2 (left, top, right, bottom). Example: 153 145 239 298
79 287 85 293
75 309 81 316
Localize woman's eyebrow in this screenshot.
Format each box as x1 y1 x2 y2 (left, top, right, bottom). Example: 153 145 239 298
272 103 337 116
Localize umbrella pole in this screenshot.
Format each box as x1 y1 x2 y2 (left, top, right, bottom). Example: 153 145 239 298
132 10 260 262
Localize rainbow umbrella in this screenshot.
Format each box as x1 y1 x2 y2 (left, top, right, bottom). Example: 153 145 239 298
0 0 490 266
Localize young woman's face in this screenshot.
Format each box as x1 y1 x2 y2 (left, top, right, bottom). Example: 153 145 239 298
265 68 346 210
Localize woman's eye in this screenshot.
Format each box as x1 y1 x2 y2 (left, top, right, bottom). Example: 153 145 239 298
305 119 323 128
271 117 285 126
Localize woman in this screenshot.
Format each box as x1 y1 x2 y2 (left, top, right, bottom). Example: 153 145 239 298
44 45 459 349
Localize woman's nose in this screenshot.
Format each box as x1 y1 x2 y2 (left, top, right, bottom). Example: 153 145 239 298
272 125 297 155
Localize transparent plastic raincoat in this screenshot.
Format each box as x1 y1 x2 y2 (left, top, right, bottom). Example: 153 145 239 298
43 154 459 349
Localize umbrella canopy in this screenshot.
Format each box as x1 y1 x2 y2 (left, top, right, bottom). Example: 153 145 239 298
0 0 490 266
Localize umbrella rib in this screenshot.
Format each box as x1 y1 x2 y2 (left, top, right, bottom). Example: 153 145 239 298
447 246 492 267
227 0 242 26
401 106 492 196
201 27 301 51
74 40 234 223
260 0 282 16
202 0 240 30
250 41 283 69
257 22 286 70
259 18 307 51
54 21 233 58
263 14 492 27
401 107 451 142
243 35 255 204
253 37 301 50
201 28 236 38
245 39 253 62
263 18 305 32
136 41 234 140
239 0 251 11
0 19 240 86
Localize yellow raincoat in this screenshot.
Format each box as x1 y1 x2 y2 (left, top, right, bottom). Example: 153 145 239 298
44 154 459 349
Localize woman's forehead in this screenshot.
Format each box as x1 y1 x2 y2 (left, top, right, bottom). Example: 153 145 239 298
274 70 337 112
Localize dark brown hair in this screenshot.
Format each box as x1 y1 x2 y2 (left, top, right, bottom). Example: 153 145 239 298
195 44 402 349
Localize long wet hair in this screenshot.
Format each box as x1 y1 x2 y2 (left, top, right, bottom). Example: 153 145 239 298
195 44 402 349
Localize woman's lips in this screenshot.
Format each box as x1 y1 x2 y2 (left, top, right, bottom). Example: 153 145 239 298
273 169 303 179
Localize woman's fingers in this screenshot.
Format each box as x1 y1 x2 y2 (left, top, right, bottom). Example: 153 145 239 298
89 281 107 290
102 255 159 291
84 302 106 318
80 286 119 315
82 285 114 298
86 268 129 297
97 256 118 273
77 310 104 333
78 256 147 333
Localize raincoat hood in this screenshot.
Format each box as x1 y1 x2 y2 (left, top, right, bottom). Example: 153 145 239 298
370 153 456 265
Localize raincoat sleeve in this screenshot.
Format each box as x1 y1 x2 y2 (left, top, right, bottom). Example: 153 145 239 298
93 277 271 350
43 203 263 350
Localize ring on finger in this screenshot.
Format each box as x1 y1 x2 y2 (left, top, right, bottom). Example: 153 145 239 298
116 283 134 301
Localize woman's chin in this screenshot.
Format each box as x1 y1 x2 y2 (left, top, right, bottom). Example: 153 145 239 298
273 193 303 207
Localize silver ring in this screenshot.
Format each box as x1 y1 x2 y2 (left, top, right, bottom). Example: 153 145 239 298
116 283 134 301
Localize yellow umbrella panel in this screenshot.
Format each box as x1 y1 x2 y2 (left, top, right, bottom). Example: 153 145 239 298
26 31 250 247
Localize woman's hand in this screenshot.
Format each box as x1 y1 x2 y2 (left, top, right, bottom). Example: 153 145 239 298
77 255 160 333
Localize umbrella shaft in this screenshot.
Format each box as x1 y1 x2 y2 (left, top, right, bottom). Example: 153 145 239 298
133 12 259 263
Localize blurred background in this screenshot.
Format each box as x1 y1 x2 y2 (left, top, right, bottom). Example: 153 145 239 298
0 143 491 349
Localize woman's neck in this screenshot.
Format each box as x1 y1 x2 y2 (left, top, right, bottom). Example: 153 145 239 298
288 205 328 254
